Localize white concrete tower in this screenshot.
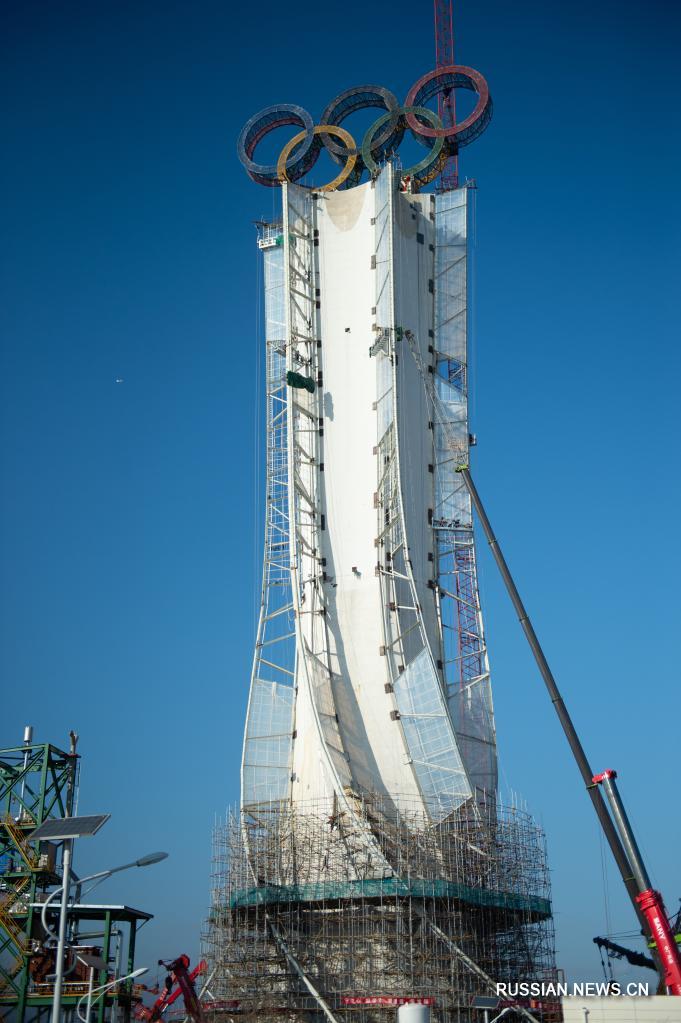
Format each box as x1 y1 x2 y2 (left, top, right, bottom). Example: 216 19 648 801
242 166 496 838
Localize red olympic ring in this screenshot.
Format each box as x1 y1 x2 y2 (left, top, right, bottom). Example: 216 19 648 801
404 66 491 145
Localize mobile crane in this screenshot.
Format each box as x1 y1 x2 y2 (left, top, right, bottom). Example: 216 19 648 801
136 955 205 1022
398 326 681 995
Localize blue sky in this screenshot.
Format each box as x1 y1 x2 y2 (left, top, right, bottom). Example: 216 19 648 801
2 0 680 991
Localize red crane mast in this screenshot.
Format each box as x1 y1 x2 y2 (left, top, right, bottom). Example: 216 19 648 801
434 0 458 189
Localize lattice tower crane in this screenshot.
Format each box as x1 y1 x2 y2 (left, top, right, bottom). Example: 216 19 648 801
434 0 458 190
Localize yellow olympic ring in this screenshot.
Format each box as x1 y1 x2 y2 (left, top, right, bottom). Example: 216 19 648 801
277 125 357 192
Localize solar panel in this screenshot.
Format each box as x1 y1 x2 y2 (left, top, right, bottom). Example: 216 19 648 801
30 814 110 841
471 996 500 1009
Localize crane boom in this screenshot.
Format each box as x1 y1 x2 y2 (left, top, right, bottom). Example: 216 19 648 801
399 326 681 994
455 468 681 995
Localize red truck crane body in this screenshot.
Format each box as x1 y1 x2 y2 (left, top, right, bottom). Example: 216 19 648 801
592 771 681 995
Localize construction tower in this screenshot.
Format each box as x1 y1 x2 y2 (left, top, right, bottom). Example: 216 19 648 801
204 65 560 1022
0 731 78 1021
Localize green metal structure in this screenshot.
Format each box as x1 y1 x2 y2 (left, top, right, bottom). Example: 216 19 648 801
0 735 151 1023
0 736 78 1021
22 902 151 1023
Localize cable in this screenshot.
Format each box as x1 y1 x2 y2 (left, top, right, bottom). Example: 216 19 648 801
599 826 614 976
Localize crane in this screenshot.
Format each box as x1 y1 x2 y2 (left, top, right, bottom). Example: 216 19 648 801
434 0 458 190
398 325 681 995
594 901 681 979
593 936 656 975
136 956 206 1022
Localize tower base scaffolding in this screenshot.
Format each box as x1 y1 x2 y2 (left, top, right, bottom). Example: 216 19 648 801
203 796 559 1021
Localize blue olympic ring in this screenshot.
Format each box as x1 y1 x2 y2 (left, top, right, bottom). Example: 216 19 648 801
237 104 316 188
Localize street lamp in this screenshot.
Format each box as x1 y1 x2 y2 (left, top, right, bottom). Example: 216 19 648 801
31 814 111 1023
40 851 168 945
29 811 167 1023
76 967 148 1023
75 952 107 1023
489 1010 514 1023
471 996 503 1023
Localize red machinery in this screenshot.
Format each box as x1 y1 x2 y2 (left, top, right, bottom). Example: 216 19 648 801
453 463 681 995
592 770 681 995
433 0 458 189
136 956 206 1022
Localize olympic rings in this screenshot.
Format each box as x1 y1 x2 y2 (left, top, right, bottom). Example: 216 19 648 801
277 125 358 193
319 85 402 164
404 66 492 148
236 65 492 191
361 107 447 189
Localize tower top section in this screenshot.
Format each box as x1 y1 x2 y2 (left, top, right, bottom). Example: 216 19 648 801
237 66 492 193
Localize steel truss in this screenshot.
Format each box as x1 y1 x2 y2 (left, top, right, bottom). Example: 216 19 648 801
242 222 297 815
0 741 77 1023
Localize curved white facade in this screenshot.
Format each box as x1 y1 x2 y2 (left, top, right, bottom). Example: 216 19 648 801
242 166 497 835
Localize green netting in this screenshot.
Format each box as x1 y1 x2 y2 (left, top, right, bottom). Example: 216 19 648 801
286 370 315 393
229 876 551 919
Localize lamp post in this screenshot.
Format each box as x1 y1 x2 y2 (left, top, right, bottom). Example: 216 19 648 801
75 952 107 1023
54 838 74 1020
44 850 167 1022
29 810 167 1023
30 814 111 1023
76 967 148 1023
471 997 504 1023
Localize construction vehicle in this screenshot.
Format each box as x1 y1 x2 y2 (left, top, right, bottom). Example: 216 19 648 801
136 956 205 1023
399 326 681 995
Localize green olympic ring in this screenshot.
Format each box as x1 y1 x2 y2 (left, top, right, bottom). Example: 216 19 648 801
361 107 448 188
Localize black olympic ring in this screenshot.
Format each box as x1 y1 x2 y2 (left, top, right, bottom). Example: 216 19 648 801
319 85 403 164
236 65 492 190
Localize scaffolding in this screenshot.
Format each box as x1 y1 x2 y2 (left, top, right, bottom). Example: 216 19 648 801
203 795 558 1022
